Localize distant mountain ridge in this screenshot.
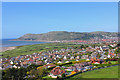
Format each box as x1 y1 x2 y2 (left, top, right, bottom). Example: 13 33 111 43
16 31 118 41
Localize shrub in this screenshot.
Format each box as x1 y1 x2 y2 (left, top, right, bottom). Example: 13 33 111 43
110 58 118 61
62 73 66 78
108 61 111 64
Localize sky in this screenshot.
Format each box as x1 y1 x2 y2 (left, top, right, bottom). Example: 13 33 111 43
2 2 118 39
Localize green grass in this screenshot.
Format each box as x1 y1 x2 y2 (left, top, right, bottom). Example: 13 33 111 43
1 42 103 58
68 65 119 78
1 43 81 58
42 76 52 78
110 61 118 64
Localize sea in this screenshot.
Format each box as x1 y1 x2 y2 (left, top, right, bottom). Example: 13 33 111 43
1 39 48 47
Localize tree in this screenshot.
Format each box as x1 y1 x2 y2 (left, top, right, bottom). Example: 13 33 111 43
80 45 84 49
114 49 119 54
105 58 110 62
6 56 10 58
29 66 48 79
57 76 60 79
3 68 18 80
27 64 38 71
2 70 5 79
2 67 28 80
62 73 66 78
29 69 37 78
17 67 27 79
108 61 111 64
100 60 103 64
104 52 108 55
37 67 47 78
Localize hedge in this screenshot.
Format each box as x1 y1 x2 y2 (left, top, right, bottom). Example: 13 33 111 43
72 60 90 64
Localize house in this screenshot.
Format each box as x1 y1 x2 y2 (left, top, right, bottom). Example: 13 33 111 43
70 56 74 60
3 64 12 69
49 67 65 78
94 62 100 64
13 65 17 68
71 71 76 74
36 61 44 65
107 55 111 58
63 56 67 60
102 46 109 50
108 49 115 58
86 58 90 61
57 61 62 64
76 56 80 59
56 55 62 58
10 61 13 64
65 61 69 63
81 55 88 59
91 57 103 64
100 54 107 59
43 64 56 69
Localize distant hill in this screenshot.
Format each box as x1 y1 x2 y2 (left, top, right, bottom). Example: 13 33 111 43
16 31 118 41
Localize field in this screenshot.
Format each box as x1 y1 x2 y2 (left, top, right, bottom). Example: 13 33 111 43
1 42 102 58
1 43 80 58
68 65 119 79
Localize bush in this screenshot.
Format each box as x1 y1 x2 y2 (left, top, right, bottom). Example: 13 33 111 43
110 58 118 61
108 61 111 64
62 73 66 78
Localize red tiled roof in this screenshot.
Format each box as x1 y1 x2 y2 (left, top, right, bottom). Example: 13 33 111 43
50 67 65 76
43 64 56 68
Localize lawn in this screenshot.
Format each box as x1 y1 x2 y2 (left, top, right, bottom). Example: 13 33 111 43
42 76 52 78
110 61 118 64
68 65 119 79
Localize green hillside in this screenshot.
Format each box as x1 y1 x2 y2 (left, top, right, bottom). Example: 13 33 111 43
16 31 117 41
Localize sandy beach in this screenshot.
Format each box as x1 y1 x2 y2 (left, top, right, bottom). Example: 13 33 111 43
0 47 16 52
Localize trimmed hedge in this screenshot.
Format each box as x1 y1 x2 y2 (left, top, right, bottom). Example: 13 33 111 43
92 64 119 66
72 60 90 64
56 62 72 66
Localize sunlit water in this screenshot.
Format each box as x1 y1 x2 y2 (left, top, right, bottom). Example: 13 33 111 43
1 39 48 47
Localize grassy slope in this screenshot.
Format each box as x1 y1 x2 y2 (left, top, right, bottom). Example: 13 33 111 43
1 42 104 58
18 31 117 41
1 43 81 58
69 65 119 78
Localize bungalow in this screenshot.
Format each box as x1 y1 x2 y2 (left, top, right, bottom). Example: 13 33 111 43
36 61 44 65
94 62 100 64
65 61 69 63
70 56 74 60
81 55 88 59
10 61 14 64
57 61 62 64
56 55 62 58
63 56 67 60
76 56 80 59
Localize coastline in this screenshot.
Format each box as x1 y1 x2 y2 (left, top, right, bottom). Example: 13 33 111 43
10 39 61 42
0 46 16 52
1 39 55 52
